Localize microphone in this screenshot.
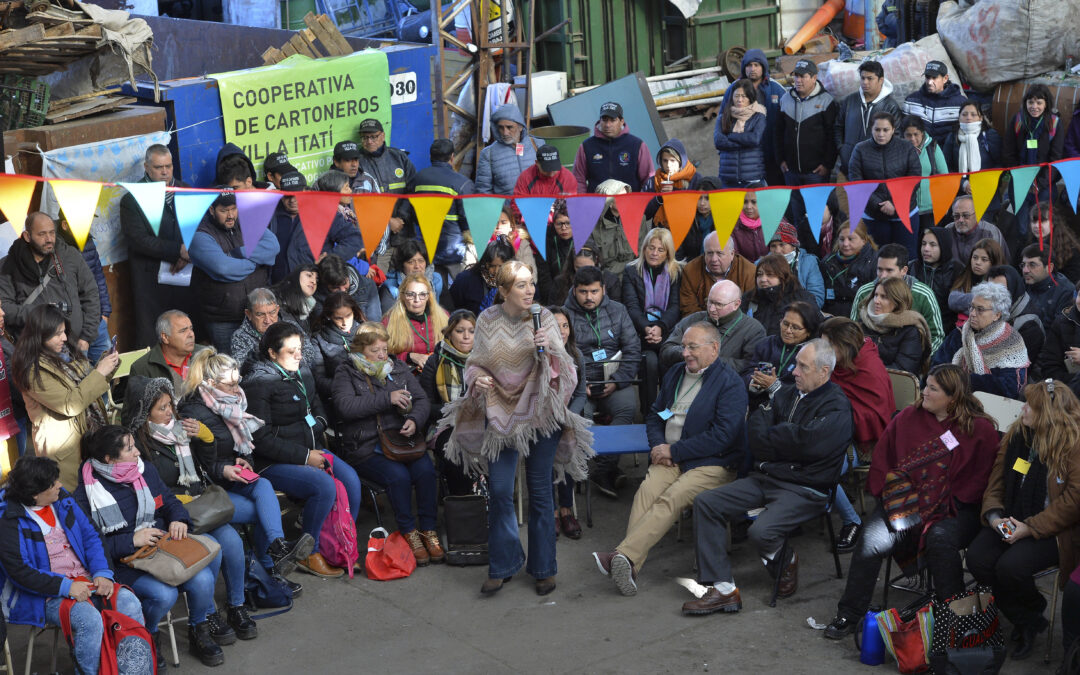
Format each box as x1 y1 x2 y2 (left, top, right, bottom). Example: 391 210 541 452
530 304 544 354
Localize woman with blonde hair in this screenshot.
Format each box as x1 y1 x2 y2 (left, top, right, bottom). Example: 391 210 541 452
857 276 931 374
969 379 1080 660
441 261 593 597
382 272 449 374
622 227 682 413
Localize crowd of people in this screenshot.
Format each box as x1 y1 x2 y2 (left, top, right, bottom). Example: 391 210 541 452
0 54 1077 673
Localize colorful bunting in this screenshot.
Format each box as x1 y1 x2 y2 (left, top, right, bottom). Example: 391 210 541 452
885 176 922 233
660 192 701 250
612 193 654 255
928 174 963 225
755 188 791 245
799 185 834 244
1008 166 1040 215
566 196 606 253
0 175 36 233
460 197 506 258
118 182 166 235
352 194 399 255
1055 160 1080 214
707 191 746 248
48 180 101 250
515 197 556 259
843 182 878 231
295 192 342 260
237 190 281 253
174 191 219 248
967 170 1003 223
409 196 453 263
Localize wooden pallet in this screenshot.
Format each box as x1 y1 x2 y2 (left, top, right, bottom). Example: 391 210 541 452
46 93 135 124
0 23 102 75
262 12 353 65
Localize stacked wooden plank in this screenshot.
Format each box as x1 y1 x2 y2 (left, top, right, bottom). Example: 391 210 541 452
262 12 354 65
46 91 136 124
0 3 104 76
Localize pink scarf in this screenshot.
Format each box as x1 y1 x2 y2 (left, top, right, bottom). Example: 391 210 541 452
739 213 762 230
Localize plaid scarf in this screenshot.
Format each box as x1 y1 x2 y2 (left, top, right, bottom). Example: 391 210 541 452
953 317 1030 375
81 458 156 534
148 418 199 486
56 353 107 432
348 353 393 385
434 341 468 403
198 384 263 456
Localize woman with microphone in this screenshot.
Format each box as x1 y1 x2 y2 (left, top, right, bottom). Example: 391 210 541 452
441 261 593 597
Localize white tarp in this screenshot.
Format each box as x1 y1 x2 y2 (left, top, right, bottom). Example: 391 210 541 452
818 34 957 106
668 0 703 20
39 131 172 266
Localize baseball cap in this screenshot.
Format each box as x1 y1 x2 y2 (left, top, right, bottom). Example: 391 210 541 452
358 118 383 134
333 141 360 160
278 171 307 192
769 220 799 246
599 101 623 119
263 152 290 175
212 186 236 208
792 59 818 76
924 61 948 77
537 145 561 172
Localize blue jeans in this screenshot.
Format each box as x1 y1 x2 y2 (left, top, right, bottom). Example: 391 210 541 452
86 318 110 364
205 321 241 354
44 588 145 675
834 455 862 527
206 523 245 607
227 477 285 569
353 451 437 533
260 453 361 554
487 430 560 580
720 179 766 189
553 477 575 510
865 218 918 261
130 551 221 632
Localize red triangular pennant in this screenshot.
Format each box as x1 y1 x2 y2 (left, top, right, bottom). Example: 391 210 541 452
885 176 923 233
295 192 343 260
612 193 654 255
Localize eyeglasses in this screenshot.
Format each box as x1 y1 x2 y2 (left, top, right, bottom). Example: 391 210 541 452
404 292 429 300
967 305 995 315
952 212 975 220
780 320 807 332
707 299 737 309
553 220 572 230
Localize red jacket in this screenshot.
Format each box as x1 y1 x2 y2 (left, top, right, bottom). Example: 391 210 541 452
830 338 895 444
512 165 577 197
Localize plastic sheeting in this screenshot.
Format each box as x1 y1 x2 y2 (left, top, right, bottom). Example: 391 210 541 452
818 34 957 106
937 0 1080 92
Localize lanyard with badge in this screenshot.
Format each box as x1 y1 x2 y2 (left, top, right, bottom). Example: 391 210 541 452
777 343 799 373
587 312 610 362
410 315 432 352
658 370 703 421
716 312 743 349
274 363 317 427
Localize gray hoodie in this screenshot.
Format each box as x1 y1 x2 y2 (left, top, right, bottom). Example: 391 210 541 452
835 78 900 173
475 104 538 195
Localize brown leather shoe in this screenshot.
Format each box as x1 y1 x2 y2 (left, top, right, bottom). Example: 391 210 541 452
403 530 430 566
420 530 445 563
296 552 344 579
778 551 798 598
682 587 742 615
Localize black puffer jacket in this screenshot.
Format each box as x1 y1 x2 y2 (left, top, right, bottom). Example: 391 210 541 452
821 243 877 318
743 285 819 337
331 358 429 466
178 394 242 486
846 134 921 221
867 325 925 374
242 360 327 471
621 260 682 338
1038 304 1080 383
747 380 853 491
310 321 359 411
909 226 964 329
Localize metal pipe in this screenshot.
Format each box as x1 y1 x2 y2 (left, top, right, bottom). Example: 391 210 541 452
570 66 726 95
655 95 725 111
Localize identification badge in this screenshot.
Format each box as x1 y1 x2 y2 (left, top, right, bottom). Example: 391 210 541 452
1013 457 1031 475
305 413 317 427
825 288 836 300
658 409 674 421
592 348 608 361
515 143 524 156
1026 139 1038 149
940 430 959 451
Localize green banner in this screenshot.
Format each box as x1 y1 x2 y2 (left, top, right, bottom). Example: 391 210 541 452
212 51 391 182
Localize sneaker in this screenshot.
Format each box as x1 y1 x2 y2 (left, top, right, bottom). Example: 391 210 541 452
267 534 315 577
824 615 858 640
610 553 638 596
188 621 225 667
591 473 618 499
205 610 236 646
226 605 258 640
592 551 616 576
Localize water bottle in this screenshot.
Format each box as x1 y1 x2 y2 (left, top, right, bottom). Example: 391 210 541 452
859 609 886 666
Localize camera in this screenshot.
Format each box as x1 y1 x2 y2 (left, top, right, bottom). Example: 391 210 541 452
48 300 71 315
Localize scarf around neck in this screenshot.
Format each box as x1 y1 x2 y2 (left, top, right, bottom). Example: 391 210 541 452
730 101 767 132
82 458 156 534
652 162 698 228
953 317 1030 375
643 263 671 320
148 418 199 486
957 122 983 174
349 352 393 384
198 384 263 456
435 341 469 404
55 356 108 432
738 212 762 230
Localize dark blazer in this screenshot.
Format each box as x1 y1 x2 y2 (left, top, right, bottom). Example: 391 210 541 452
621 260 682 338
645 360 747 471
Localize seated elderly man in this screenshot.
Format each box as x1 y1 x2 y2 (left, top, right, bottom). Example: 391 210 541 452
129 310 201 389
592 322 747 596
682 338 852 614
680 232 756 316
662 280 765 373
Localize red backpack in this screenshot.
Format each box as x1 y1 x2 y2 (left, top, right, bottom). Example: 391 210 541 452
59 588 156 675
318 455 359 577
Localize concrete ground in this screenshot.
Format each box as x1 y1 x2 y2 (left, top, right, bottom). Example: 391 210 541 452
8 459 1063 674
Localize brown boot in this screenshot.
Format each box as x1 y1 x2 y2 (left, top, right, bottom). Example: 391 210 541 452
296 552 344 579
420 530 445 563
403 530 430 566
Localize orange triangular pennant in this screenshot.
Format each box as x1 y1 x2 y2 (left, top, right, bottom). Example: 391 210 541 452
352 194 399 256
928 174 963 225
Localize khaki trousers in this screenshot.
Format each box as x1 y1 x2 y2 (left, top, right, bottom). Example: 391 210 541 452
616 463 735 568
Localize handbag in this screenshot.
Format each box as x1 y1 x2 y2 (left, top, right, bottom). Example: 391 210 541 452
243 549 293 619
882 470 922 533
120 533 221 586
59 587 155 675
875 604 934 673
364 375 426 462
365 527 416 580
443 493 489 566
182 483 235 535
928 587 1005 674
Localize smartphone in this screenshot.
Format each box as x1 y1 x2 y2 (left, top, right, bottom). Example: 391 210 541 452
756 362 774 373
236 467 260 483
588 383 606 397
995 520 1016 539
108 335 118 354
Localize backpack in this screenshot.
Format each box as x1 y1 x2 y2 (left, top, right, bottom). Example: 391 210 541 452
59 589 156 675
243 549 293 618
318 454 359 576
